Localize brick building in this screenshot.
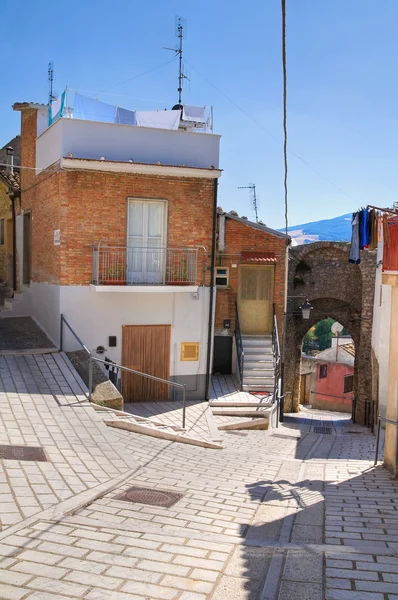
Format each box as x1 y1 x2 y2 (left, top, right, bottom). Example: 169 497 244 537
213 209 288 390
0 136 21 289
10 98 221 400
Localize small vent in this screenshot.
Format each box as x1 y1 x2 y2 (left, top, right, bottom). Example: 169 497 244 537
181 342 199 362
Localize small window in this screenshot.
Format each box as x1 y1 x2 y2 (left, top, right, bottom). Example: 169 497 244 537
215 267 229 287
344 374 354 393
181 342 200 362
0 219 4 245
319 364 328 379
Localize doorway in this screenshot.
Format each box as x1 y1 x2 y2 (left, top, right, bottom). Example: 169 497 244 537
23 212 31 286
300 374 311 405
237 265 274 334
213 336 233 374
121 324 171 401
127 200 166 284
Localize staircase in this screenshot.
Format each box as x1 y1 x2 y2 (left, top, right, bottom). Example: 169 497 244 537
241 335 275 392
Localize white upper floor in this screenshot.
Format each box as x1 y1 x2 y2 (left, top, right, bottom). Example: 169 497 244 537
35 107 220 172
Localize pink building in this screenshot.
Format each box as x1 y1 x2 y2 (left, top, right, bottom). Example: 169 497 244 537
302 342 355 413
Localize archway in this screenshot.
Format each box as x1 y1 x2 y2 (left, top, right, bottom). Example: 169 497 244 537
284 242 376 426
301 319 356 415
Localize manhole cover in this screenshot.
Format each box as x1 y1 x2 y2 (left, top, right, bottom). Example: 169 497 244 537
0 445 48 462
116 486 183 507
313 427 333 435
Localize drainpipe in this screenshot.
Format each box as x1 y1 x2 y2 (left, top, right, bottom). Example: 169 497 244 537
205 179 218 400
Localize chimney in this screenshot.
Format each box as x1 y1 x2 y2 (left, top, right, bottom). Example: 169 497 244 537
5 146 14 175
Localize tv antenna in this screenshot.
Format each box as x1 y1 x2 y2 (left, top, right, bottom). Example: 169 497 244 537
48 62 55 105
238 183 259 223
164 16 189 105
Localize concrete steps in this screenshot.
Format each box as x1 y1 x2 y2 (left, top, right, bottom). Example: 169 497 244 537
241 335 275 393
93 405 223 449
218 416 270 431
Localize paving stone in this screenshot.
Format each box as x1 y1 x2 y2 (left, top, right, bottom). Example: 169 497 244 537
278 581 323 600
210 574 262 599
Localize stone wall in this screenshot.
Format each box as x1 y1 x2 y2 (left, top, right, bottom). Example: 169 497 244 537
284 242 377 426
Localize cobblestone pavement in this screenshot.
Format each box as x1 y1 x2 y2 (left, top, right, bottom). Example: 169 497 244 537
0 353 139 529
0 354 395 600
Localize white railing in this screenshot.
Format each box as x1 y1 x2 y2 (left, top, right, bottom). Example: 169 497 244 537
92 245 198 286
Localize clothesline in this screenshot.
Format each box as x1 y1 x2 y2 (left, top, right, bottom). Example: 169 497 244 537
368 204 398 216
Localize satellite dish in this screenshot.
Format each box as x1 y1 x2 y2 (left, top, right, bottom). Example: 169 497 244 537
331 321 344 335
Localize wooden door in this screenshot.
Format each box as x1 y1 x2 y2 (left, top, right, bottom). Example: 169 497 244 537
300 374 311 405
122 325 171 402
238 265 274 334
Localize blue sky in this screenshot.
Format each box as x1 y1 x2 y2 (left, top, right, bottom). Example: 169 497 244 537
1 0 398 229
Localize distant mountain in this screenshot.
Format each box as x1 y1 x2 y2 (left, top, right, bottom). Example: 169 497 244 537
279 213 352 245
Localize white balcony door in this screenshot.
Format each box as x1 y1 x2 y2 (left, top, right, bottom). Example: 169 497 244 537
127 200 166 283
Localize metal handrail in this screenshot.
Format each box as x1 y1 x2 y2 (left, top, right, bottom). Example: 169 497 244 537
272 304 282 428
235 302 244 389
60 314 187 428
374 415 398 466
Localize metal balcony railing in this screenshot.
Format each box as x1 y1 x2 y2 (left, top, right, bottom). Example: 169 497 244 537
92 245 198 286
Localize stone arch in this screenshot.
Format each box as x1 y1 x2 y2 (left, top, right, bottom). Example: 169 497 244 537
284 242 376 425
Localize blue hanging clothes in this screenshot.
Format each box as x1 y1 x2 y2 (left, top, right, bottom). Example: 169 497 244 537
74 93 116 123
48 90 66 126
115 106 136 126
348 212 361 264
359 207 370 249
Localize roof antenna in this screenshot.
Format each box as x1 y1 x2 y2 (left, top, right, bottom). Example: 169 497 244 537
48 61 55 105
238 183 259 223
164 16 189 107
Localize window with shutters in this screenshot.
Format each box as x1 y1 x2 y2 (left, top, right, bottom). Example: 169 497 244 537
181 342 200 361
319 364 328 379
344 374 354 393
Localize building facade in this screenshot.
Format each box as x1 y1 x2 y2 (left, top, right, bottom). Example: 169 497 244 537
213 209 288 387
11 100 221 401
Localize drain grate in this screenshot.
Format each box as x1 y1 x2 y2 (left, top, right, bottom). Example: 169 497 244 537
0 445 48 462
313 427 333 435
116 486 183 507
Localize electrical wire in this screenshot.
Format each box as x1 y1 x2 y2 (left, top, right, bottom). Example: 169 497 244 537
92 57 178 97
281 0 288 239
0 162 41 171
183 61 355 202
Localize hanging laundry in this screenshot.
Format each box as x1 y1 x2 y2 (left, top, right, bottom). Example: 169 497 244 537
135 110 181 130
369 209 378 250
74 93 116 123
48 90 65 126
359 207 370 249
383 214 391 247
182 105 206 122
116 107 136 126
349 212 361 264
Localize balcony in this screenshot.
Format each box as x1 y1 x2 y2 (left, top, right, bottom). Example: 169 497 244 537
91 245 199 292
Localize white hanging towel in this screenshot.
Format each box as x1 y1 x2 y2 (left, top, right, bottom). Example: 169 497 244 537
116 107 136 125
182 105 206 122
74 93 116 123
135 110 181 130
